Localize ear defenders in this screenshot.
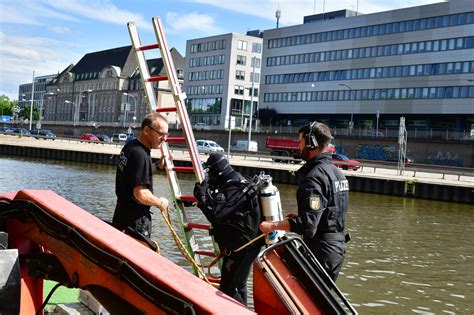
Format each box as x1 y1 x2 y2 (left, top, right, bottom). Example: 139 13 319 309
305 121 319 150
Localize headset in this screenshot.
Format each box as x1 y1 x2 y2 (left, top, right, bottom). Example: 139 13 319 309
305 121 319 150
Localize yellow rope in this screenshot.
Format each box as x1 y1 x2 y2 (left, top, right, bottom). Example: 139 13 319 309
233 233 266 253
161 208 212 285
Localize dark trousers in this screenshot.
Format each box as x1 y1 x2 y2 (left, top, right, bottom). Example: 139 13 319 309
220 244 261 306
308 239 346 281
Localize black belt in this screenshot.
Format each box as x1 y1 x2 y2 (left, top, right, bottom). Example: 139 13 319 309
316 232 351 242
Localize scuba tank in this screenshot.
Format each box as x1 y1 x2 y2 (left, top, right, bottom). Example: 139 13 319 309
255 173 286 245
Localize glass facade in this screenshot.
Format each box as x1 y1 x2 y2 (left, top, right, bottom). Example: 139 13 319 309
186 97 222 113
267 37 473 67
268 12 474 49
265 60 474 84
264 86 474 103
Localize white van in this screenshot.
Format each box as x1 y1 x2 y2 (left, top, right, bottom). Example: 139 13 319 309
196 140 224 154
230 140 258 152
112 133 128 142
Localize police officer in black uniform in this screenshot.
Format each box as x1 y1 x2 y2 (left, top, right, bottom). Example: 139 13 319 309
194 153 263 306
260 122 349 281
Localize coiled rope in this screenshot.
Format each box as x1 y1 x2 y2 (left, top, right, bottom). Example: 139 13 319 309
160 207 212 285
161 206 267 284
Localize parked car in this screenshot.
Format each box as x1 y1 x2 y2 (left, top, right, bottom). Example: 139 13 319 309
12 128 31 136
80 133 100 141
0 126 15 133
112 133 128 142
230 140 258 152
30 129 56 139
193 123 210 131
96 134 111 142
196 140 224 154
331 153 360 170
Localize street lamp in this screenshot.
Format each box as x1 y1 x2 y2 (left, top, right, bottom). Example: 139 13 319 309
339 83 354 132
247 56 257 151
80 89 92 123
36 92 55 129
65 100 78 125
123 92 137 127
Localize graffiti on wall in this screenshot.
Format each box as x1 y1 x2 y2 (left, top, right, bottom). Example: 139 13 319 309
426 151 463 167
355 144 399 161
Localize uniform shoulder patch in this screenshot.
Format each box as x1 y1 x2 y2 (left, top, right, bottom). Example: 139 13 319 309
309 196 321 210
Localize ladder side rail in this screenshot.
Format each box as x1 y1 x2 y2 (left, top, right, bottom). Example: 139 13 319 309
151 16 204 183
160 142 204 273
127 22 158 112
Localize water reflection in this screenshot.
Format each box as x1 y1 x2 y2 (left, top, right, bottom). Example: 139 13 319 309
0 155 472 314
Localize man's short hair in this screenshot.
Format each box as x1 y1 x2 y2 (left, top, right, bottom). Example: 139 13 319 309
141 112 167 129
299 122 333 149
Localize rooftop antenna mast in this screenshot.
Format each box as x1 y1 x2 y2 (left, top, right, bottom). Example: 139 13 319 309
275 6 281 28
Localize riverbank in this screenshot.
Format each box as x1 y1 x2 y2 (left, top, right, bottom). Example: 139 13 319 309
0 134 473 203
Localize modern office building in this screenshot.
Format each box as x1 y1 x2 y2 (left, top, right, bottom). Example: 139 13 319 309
260 0 474 135
41 46 184 127
18 74 57 110
183 32 263 130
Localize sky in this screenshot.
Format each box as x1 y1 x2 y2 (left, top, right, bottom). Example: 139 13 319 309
0 0 445 100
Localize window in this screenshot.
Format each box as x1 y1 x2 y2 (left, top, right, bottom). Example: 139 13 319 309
252 42 262 53
251 72 260 83
235 70 245 80
234 85 244 95
251 57 261 68
238 40 247 50
236 55 246 65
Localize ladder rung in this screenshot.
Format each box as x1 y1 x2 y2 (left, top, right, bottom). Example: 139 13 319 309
180 195 197 202
166 136 186 143
207 277 220 283
156 107 177 113
173 166 195 173
187 222 210 230
146 75 168 82
136 43 160 51
194 250 216 257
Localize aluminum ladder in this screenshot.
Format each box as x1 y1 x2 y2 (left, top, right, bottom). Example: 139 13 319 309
127 17 220 283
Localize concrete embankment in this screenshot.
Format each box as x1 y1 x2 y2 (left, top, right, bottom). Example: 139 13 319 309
0 135 473 204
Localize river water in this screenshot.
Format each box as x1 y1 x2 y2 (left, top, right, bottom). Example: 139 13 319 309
0 155 472 314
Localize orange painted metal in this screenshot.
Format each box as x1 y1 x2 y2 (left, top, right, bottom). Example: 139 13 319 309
253 247 324 315
3 190 255 314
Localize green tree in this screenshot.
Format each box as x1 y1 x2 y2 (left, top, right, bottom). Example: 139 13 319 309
21 105 39 121
0 95 14 117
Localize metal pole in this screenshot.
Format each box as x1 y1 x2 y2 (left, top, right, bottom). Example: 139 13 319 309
29 70 35 130
247 57 256 151
227 102 232 157
376 110 379 137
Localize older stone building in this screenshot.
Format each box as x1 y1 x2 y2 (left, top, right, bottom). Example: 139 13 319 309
42 46 184 128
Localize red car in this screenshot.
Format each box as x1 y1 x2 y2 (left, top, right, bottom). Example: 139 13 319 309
331 153 360 170
80 133 100 141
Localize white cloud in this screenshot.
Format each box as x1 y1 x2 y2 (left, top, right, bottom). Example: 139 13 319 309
0 31 80 99
0 0 81 25
48 26 72 34
45 0 151 30
166 12 221 35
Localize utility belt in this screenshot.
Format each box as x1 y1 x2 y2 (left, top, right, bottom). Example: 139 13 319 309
315 232 352 243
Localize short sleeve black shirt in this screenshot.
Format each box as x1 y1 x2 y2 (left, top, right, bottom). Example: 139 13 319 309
115 138 153 211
